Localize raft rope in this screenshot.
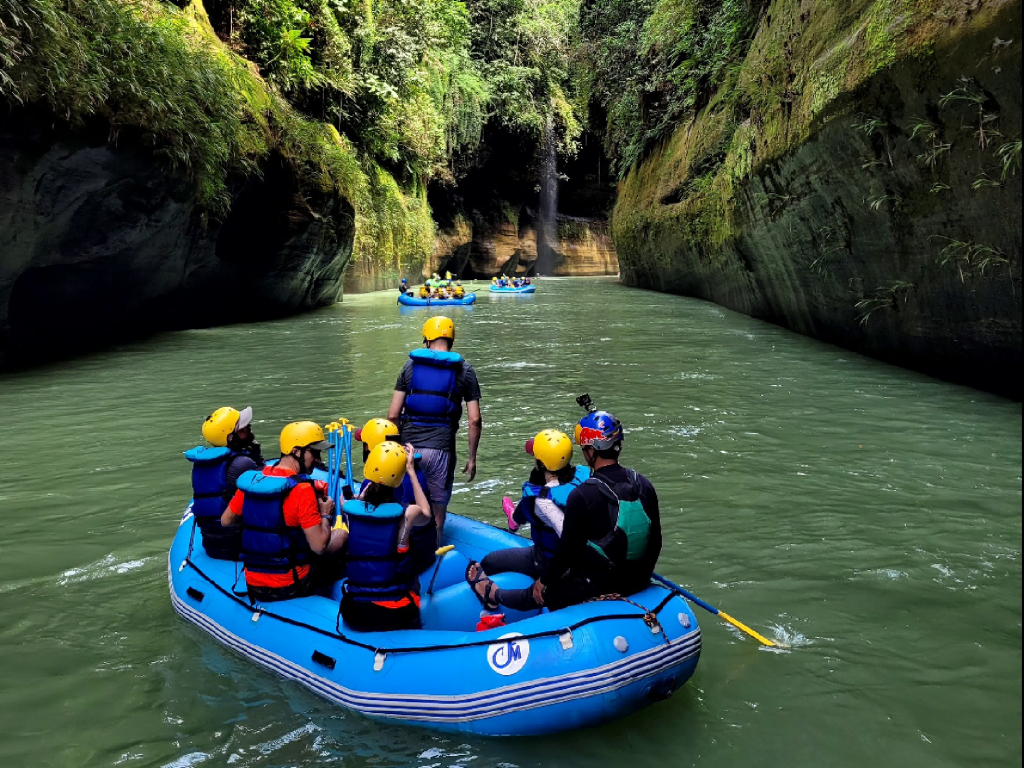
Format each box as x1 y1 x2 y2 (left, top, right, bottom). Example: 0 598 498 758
583 593 666 642
180 553 681 656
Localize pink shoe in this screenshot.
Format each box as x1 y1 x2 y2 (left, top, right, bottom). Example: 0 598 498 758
502 497 519 531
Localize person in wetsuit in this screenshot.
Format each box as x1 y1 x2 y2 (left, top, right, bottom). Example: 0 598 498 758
467 405 661 612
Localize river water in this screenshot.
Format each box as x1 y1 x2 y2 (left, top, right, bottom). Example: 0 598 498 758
0 277 1019 767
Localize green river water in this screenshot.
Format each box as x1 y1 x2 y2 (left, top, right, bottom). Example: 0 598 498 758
0 277 1020 767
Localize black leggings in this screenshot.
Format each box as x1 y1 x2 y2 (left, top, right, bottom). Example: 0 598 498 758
481 545 545 580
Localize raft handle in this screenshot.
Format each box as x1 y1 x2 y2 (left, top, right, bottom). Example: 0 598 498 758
312 651 337 670
374 651 386 671
559 630 574 650
186 587 204 603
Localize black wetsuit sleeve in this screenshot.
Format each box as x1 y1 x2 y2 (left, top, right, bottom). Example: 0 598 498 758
541 487 591 584
513 497 530 525
225 456 259 494
638 476 662 577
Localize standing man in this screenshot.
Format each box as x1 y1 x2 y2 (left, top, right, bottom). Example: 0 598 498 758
388 316 481 537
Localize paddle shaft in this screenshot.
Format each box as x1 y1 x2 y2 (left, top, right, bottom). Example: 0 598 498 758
652 573 777 647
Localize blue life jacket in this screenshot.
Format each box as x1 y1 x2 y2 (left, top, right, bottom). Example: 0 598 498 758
403 349 463 428
185 446 242 560
520 465 591 561
342 499 416 603
361 471 436 575
237 470 314 582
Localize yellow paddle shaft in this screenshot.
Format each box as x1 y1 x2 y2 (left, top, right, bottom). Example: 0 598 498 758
718 611 778 647
435 544 455 556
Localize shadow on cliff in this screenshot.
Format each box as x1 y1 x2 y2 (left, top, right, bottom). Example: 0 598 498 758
0 112 354 368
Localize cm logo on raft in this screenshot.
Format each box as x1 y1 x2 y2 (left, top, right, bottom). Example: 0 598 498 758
487 632 530 676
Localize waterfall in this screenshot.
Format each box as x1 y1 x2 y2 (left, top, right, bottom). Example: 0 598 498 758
536 113 558 275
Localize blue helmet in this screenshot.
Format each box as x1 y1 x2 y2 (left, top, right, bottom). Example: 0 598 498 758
574 410 623 451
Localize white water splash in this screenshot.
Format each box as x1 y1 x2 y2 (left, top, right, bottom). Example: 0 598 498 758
58 554 152 586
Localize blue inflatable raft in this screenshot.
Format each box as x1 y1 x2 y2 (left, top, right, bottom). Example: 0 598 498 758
169 508 701 736
398 292 476 307
489 284 536 294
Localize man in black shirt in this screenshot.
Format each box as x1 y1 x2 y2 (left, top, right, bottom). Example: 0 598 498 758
388 316 482 537
467 404 661 612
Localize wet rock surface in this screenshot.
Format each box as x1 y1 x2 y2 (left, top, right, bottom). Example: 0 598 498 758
0 117 354 366
615 3 1022 398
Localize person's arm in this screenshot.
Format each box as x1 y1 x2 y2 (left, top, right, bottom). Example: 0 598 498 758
301 493 346 555
221 489 244 526
640 480 662 573
404 443 432 525
387 390 406 422
513 496 530 525
462 400 481 481
540 490 590 585
388 362 412 421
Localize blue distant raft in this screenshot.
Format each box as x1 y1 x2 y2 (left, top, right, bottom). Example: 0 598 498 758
398 292 476 306
489 284 536 294
169 508 701 736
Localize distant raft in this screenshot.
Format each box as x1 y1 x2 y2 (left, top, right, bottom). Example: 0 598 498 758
169 509 701 736
398 292 476 307
489 284 536 294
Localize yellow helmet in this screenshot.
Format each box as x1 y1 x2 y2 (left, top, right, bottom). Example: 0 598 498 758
279 421 331 455
364 441 408 488
527 429 573 471
423 316 455 343
358 418 399 450
202 407 240 447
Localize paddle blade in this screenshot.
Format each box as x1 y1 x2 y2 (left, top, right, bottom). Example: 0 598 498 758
718 611 778 647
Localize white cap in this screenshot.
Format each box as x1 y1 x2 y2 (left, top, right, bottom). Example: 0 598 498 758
235 406 253 431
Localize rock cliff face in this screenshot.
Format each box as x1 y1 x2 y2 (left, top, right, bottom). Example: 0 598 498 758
432 215 618 279
0 118 353 365
613 1 1021 398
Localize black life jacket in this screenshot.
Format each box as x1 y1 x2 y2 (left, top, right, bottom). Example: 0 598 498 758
237 470 315 584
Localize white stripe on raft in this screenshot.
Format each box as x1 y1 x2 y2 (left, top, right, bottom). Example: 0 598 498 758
169 564 700 722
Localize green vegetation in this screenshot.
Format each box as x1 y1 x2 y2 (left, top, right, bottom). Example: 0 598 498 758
0 0 588 273
577 0 761 177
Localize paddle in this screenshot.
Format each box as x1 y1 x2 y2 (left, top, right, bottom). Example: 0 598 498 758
652 573 780 648
342 422 355 497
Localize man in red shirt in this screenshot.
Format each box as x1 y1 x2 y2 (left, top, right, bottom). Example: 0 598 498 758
221 421 348 601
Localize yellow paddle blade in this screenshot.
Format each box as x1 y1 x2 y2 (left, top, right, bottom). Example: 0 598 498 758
435 544 455 556
718 611 778 647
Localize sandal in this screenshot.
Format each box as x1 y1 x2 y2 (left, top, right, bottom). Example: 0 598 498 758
465 561 500 612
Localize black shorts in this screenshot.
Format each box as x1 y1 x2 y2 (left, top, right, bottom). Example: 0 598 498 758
341 593 421 632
